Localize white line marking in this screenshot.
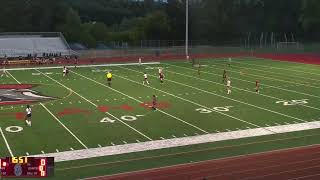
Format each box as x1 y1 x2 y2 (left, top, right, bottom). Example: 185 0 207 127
4 62 160 71
98 144 102 148
72 70 208 134
0 127 14 157
111 142 115 146
7 56 89 150
172 135 176 138
164 65 320 112
184 134 188 137
37 69 153 141
26 152 29 156
41 151 45 154
123 141 127 144
70 148 74 151
160 137 165 140
149 66 307 123
136 140 140 143
40 103 88 149
166 63 320 99
116 67 271 131
56 149 59 153
34 120 320 162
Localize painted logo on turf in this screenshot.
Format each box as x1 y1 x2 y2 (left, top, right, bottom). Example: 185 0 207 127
0 84 55 105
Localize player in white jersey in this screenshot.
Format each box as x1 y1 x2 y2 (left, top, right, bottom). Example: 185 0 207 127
25 105 32 127
143 72 149 85
1 67 9 77
63 66 67 77
226 78 231 94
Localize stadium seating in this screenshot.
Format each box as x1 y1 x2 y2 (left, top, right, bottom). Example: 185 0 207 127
0 36 71 58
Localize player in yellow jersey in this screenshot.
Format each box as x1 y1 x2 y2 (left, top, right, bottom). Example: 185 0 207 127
106 72 112 87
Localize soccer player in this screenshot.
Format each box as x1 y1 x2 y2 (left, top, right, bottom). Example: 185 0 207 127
226 77 231 94
143 72 149 85
159 71 164 84
63 66 67 77
256 80 260 94
158 68 162 76
152 95 157 110
223 69 227 83
106 71 112 87
228 57 232 66
25 105 32 127
1 67 9 78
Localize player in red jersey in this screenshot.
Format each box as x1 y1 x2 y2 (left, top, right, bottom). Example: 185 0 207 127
159 72 164 84
152 95 157 110
255 80 260 94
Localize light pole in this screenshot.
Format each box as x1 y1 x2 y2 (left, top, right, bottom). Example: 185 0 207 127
185 0 189 59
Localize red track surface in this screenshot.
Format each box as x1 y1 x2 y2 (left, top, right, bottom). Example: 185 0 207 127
87 145 320 180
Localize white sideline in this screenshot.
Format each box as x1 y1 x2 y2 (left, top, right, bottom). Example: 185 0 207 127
34 120 320 162
3 62 160 71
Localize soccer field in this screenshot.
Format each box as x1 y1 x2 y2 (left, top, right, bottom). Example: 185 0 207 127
1 57 320 179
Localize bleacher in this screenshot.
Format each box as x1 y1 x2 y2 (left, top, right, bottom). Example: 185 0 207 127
0 33 72 58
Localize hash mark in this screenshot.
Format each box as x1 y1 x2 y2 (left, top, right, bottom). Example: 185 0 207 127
98 144 102 147
78 101 81 104
114 98 117 101
265 124 270 126
136 139 140 143
123 141 127 144
236 128 241 130
216 130 220 133
41 151 45 154
226 129 231 132
194 132 199 135
111 142 115 146
183 134 187 137
246 127 251 129
26 152 29 156
160 137 165 140
56 149 59 152
69 102 72 104
96 100 100 102
70 148 74 151
172 135 176 138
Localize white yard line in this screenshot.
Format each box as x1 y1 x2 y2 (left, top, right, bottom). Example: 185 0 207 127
206 63 320 89
166 63 320 99
232 59 320 76
40 103 88 149
125 66 306 123
211 60 320 83
35 120 320 162
36 69 153 141
114 70 265 130
164 68 320 112
0 127 14 157
71 70 209 134
3 62 160 71
6 70 88 149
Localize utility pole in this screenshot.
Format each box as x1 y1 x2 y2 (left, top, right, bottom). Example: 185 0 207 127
185 0 189 59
